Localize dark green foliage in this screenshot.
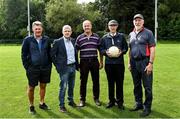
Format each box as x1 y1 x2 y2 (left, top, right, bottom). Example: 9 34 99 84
0 0 179 40
158 0 180 39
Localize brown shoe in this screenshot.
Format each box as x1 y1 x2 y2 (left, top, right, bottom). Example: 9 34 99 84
60 106 67 113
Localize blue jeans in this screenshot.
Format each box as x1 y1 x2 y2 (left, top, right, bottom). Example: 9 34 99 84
59 65 76 107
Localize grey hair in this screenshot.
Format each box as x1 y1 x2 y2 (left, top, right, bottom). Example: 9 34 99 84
62 25 72 32
32 21 42 28
83 20 92 26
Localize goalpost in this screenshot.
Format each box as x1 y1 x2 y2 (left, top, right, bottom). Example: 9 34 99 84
155 0 158 43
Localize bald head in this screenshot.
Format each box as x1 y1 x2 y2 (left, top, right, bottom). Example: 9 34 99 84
82 20 92 34
83 20 92 26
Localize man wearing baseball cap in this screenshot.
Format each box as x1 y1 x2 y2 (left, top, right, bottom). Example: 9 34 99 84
100 20 128 110
128 14 156 117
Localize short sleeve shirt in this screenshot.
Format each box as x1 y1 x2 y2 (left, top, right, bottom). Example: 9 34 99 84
129 28 156 59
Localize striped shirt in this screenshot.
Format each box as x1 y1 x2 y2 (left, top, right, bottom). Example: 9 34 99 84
75 33 100 59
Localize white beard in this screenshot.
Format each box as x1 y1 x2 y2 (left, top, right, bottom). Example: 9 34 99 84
135 26 142 31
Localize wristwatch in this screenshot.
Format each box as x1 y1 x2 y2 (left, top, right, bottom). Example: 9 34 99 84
149 61 153 64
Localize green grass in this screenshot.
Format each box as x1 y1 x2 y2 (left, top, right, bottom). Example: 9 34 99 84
0 43 180 118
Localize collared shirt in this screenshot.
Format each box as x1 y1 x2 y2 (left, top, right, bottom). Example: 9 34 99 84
129 27 156 59
75 33 100 59
34 35 42 53
63 36 75 65
110 32 117 37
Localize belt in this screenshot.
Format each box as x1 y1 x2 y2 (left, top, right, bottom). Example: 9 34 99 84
132 56 149 61
67 63 75 66
80 58 97 62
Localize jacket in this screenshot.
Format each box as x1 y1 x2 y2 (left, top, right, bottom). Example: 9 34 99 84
51 37 79 75
21 35 52 70
100 32 128 64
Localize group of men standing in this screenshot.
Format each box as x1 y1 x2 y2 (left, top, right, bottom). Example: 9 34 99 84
21 14 156 117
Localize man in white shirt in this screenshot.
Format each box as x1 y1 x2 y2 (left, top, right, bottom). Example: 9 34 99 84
51 25 78 112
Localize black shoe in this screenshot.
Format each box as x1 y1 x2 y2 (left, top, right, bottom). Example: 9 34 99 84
118 104 125 110
68 101 77 107
60 106 67 113
140 109 151 117
106 102 115 108
29 106 36 114
39 103 49 110
129 105 143 111
79 101 85 107
94 99 101 106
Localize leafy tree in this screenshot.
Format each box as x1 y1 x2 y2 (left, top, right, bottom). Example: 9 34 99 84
4 0 27 39
158 0 180 39
46 0 102 37
0 0 6 39
94 0 154 34
1 0 48 39
0 0 179 40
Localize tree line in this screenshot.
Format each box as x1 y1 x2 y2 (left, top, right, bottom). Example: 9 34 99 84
0 0 179 40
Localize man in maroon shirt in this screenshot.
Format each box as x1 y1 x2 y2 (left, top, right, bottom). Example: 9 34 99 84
76 20 103 107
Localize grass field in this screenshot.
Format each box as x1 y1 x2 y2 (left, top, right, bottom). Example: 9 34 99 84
0 43 180 118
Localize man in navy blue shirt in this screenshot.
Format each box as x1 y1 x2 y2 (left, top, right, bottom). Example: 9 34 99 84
100 20 128 110
21 21 52 114
128 14 156 117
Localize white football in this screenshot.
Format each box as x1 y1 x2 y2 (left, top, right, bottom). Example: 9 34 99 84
108 46 120 57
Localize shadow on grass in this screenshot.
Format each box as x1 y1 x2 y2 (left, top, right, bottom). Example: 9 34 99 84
76 102 171 118
149 110 172 118
75 102 134 118
44 109 61 118
31 112 43 118
27 103 171 118
42 108 81 118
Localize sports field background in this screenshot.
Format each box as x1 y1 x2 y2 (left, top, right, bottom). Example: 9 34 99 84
0 43 180 118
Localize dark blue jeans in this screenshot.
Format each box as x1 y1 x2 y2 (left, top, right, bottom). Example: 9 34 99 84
130 58 153 109
59 65 76 107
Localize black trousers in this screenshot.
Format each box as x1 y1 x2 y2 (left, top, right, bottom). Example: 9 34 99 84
130 58 153 109
105 64 125 105
79 58 100 101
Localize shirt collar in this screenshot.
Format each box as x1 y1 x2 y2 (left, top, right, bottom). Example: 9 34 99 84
109 32 117 37
63 36 71 42
83 32 94 37
133 27 144 33
33 34 42 40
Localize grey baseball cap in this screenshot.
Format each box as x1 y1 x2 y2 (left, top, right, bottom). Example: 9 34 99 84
108 20 118 26
133 14 144 20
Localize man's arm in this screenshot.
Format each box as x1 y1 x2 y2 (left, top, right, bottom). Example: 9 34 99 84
99 51 103 69
121 34 128 54
149 46 155 64
128 49 131 71
21 38 30 70
145 46 155 75
50 40 58 66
